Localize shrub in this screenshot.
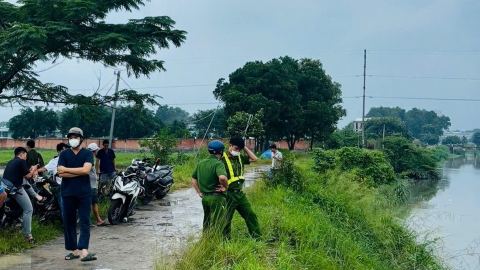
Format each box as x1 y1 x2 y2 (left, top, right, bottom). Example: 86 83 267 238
335 147 396 187
139 127 177 165
311 148 336 173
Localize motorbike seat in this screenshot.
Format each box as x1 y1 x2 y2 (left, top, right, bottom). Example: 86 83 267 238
146 171 167 181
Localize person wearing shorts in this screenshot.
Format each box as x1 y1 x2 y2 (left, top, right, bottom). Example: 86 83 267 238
87 143 109 227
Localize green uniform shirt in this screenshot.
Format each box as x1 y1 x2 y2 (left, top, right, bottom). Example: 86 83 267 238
26 149 44 168
221 152 250 190
192 156 228 193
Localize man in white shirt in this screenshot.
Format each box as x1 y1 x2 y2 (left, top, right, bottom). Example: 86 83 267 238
44 142 70 214
270 144 283 170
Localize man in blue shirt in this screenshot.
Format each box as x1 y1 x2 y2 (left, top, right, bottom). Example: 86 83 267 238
57 127 96 262
95 139 117 185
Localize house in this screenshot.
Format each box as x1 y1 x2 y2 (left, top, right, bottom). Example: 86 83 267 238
352 118 371 132
0 127 63 139
0 127 11 138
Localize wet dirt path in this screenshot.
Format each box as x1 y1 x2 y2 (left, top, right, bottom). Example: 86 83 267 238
0 166 267 270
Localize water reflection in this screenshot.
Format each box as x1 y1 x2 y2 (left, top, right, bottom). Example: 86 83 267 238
408 156 480 270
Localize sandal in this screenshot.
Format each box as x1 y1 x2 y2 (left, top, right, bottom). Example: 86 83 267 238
65 253 80 260
25 237 36 244
96 221 109 227
81 253 97 262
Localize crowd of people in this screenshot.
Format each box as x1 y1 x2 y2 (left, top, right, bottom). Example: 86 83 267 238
0 129 282 261
0 127 117 262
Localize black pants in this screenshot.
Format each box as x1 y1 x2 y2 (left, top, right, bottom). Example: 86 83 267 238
62 194 92 250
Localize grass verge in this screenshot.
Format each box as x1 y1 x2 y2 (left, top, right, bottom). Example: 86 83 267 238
159 154 446 269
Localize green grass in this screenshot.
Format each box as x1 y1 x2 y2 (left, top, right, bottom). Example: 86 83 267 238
159 154 446 270
0 219 63 254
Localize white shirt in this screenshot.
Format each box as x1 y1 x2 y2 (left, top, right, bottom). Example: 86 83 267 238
271 151 283 169
45 156 62 184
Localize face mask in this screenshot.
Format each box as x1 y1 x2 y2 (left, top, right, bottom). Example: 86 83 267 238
230 151 240 157
69 138 80 148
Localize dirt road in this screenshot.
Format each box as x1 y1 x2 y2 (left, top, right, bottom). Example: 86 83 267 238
0 166 265 270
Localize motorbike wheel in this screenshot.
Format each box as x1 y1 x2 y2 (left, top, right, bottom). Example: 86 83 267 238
155 188 170 200
108 199 125 225
138 196 153 206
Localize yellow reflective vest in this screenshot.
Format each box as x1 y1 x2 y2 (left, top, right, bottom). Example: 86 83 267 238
223 152 245 185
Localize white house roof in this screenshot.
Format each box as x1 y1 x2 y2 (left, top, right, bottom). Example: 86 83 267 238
353 118 371 122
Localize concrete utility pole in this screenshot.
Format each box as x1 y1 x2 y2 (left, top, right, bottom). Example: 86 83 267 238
361 49 366 148
108 71 121 148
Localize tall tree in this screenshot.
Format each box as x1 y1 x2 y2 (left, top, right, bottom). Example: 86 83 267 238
168 120 190 139
0 0 186 107
114 105 163 139
442 136 462 145
366 106 406 120
214 56 345 150
190 107 227 138
155 105 189 125
472 132 480 146
8 106 58 138
59 105 111 138
364 117 412 140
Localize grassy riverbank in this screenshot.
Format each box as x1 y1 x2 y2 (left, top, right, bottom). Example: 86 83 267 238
160 154 446 269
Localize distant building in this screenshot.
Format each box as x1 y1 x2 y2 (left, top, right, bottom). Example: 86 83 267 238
440 130 473 141
352 118 371 132
0 127 62 139
0 127 11 138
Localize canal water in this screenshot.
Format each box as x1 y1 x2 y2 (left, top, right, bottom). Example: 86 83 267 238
408 156 480 270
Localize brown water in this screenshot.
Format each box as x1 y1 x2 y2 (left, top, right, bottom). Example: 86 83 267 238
408 156 480 270
0 165 269 270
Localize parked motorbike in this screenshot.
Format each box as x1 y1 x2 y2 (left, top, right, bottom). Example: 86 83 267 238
127 158 174 205
34 175 63 224
107 172 140 225
0 178 23 228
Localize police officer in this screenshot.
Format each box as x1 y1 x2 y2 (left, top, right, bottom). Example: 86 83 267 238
191 140 229 234
221 136 260 239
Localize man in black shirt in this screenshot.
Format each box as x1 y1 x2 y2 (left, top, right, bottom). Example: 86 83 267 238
3 147 40 243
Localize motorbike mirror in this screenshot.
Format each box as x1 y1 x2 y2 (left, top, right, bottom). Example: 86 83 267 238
155 158 161 164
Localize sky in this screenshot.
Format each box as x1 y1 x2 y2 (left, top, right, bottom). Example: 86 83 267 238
2 0 480 131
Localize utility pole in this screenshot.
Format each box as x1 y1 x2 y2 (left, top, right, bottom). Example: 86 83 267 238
382 123 385 149
361 49 366 148
108 71 121 148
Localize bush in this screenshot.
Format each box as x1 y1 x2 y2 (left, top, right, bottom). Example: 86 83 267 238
139 127 177 165
311 148 336 173
335 147 396 187
268 154 305 193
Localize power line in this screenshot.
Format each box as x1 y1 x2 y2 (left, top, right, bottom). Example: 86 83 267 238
365 74 480 81
343 96 480 102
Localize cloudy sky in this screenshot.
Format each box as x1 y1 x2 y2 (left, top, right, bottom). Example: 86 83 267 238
3 0 480 130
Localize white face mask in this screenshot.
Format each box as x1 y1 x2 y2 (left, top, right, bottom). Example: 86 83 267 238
230 150 240 157
69 138 80 148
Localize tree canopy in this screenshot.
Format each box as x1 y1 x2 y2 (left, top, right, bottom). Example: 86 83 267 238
8 106 58 138
364 117 412 140
366 107 450 144
0 0 186 107
155 105 189 125
214 56 345 150
441 136 461 145
190 107 227 138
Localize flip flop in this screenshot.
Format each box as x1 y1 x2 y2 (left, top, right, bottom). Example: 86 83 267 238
65 253 80 260
96 221 109 227
81 253 97 262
